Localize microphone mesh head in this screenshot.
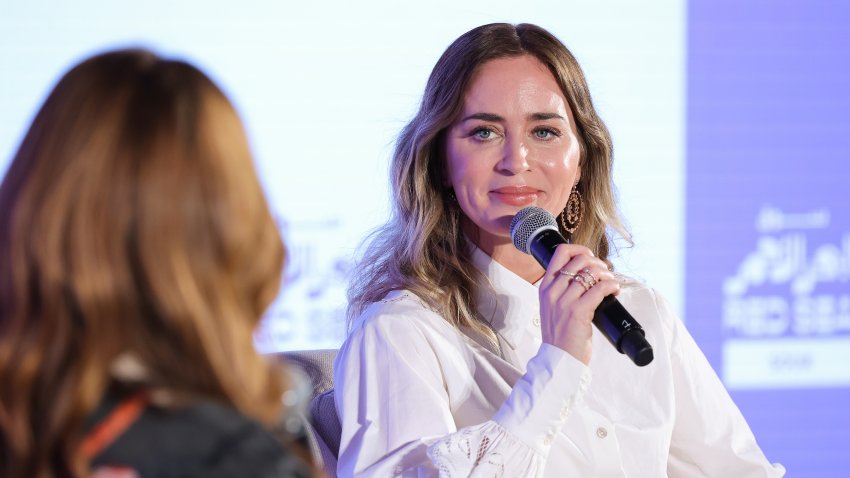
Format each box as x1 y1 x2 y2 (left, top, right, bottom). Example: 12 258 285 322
510 206 558 254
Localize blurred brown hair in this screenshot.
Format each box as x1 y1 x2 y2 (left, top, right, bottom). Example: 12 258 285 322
0 49 286 477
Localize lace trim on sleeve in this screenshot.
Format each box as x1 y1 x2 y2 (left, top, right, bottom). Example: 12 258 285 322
426 421 544 478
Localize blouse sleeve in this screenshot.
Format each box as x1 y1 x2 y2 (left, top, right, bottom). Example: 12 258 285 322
654 290 786 477
334 302 590 478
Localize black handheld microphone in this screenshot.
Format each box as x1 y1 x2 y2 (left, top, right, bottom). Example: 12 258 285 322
510 206 654 366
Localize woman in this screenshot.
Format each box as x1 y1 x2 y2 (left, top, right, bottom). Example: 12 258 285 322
0 50 312 477
336 23 784 477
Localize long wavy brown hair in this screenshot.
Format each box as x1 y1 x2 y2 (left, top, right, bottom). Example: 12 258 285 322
0 49 286 477
348 23 630 337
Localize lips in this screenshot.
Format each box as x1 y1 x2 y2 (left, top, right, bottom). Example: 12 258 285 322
490 186 541 206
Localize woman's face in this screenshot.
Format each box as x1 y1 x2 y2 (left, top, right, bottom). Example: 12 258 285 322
445 54 581 247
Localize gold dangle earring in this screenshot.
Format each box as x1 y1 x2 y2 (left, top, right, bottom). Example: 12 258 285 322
559 185 583 235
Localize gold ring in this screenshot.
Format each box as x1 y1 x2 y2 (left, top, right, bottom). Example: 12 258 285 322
578 270 597 288
573 273 592 291
559 267 577 278
581 267 597 284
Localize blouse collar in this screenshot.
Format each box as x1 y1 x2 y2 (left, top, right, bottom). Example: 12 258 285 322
469 244 541 347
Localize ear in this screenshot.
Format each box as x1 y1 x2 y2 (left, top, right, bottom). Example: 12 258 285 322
574 164 582 187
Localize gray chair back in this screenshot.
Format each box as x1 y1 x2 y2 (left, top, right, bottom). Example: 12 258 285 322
279 349 340 477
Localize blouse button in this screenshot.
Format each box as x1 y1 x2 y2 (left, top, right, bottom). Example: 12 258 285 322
532 316 541 327
596 427 608 439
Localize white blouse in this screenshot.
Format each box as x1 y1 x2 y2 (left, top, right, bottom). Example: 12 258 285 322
334 247 785 477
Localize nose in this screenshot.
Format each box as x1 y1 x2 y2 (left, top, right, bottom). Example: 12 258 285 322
497 135 530 174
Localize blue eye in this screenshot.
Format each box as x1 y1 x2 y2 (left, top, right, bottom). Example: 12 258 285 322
470 127 496 140
534 127 560 140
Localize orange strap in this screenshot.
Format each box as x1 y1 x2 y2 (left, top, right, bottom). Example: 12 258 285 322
80 392 148 460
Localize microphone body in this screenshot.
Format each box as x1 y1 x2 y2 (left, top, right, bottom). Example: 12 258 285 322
511 207 654 366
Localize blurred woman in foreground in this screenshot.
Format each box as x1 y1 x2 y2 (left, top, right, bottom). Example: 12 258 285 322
0 49 312 477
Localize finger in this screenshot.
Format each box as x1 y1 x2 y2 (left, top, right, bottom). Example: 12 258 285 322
563 257 616 285
541 259 603 306
560 270 619 309
550 243 595 267
587 267 620 295
561 266 602 305
543 268 597 318
540 266 578 307
554 254 597 283
572 278 621 312
539 244 587 288
541 254 609 307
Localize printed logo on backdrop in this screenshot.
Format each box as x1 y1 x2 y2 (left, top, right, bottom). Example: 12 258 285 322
254 216 351 352
722 206 850 389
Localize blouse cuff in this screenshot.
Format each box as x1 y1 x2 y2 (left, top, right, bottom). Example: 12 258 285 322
493 343 591 455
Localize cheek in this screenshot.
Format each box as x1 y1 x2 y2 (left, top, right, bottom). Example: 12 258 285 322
543 140 580 169
541 150 579 183
542 145 580 205
445 142 476 188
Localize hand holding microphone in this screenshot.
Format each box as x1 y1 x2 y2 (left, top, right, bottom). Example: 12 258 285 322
534 240 620 366
510 206 654 366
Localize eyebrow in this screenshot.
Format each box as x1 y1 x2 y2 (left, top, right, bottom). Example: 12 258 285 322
460 112 566 122
530 112 566 121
